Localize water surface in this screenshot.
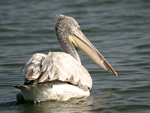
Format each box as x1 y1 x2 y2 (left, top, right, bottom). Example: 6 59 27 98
0 0 150 112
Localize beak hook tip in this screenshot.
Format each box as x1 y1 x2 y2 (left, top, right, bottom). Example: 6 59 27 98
115 72 118 77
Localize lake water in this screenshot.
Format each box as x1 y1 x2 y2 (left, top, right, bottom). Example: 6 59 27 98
0 0 150 112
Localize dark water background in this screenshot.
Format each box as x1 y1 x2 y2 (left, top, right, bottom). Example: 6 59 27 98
0 0 150 112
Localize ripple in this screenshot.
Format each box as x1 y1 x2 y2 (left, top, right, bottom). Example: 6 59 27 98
0 0 150 112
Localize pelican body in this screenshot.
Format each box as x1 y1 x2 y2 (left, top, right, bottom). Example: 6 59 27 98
13 15 117 103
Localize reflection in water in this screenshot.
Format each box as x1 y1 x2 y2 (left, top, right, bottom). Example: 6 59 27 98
90 88 119 111
20 90 118 113
22 97 92 113
107 88 119 92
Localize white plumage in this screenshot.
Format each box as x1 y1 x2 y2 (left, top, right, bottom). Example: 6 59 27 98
14 81 90 102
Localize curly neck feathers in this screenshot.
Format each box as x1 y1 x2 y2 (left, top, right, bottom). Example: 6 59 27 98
55 15 81 64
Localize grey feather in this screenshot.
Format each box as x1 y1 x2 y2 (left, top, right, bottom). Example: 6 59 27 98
21 51 92 91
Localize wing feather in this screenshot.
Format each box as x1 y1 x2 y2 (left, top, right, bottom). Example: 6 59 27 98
20 53 46 82
20 52 92 91
50 52 92 90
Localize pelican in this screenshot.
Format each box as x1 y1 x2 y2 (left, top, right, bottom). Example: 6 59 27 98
13 15 117 103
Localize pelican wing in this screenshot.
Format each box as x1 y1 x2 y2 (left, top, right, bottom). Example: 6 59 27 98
20 53 46 81
20 52 92 91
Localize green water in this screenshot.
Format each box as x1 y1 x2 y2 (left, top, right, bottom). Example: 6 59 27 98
0 0 150 112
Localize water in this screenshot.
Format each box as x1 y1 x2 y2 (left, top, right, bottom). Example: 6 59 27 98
0 0 150 112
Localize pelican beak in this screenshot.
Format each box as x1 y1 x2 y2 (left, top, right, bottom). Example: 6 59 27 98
69 30 117 77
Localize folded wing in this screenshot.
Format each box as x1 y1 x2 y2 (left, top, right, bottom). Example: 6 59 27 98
20 52 92 91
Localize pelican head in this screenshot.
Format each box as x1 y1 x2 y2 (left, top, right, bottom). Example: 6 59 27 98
55 14 117 76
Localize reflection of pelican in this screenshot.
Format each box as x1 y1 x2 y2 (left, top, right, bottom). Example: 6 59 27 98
13 15 117 103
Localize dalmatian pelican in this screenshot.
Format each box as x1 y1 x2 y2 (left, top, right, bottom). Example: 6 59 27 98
13 15 117 103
